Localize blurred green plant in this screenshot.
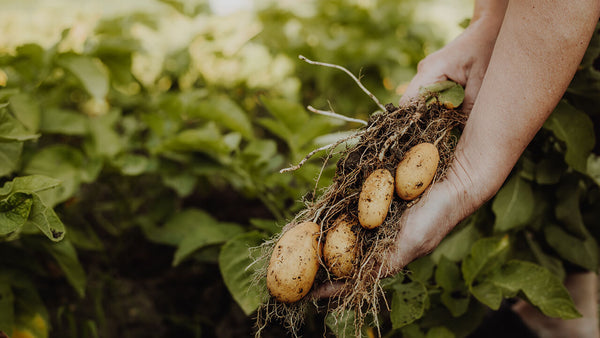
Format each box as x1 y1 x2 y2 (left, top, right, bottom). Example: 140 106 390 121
0 1 598 337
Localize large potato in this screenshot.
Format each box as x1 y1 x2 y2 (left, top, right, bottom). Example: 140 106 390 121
267 221 321 303
323 217 358 278
358 169 395 229
395 143 439 200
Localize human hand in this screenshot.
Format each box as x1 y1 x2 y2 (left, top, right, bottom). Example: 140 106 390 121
399 17 503 113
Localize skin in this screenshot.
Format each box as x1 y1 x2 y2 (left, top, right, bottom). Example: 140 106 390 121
315 0 600 335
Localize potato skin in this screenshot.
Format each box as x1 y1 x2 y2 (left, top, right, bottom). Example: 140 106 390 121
323 217 358 278
267 221 321 303
358 169 395 229
395 143 439 201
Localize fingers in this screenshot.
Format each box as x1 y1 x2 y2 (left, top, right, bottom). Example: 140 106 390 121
398 71 447 107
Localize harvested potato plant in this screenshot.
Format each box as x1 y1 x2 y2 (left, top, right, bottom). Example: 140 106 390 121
255 57 466 337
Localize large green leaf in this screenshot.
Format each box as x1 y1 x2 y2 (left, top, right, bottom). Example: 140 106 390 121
191 95 254 140
58 54 109 100
170 209 244 266
0 282 14 333
426 326 455 338
470 280 503 310
0 142 22 177
435 257 469 317
325 310 370 338
525 233 565 281
261 97 309 132
487 260 580 319
40 108 88 135
0 110 39 142
431 221 480 263
25 194 66 242
0 192 33 236
218 231 267 316
0 175 61 197
543 101 595 173
8 92 40 132
554 176 589 239
41 239 86 298
87 110 123 158
492 175 534 232
390 281 429 329
462 236 510 286
159 122 232 157
23 145 86 206
544 224 599 271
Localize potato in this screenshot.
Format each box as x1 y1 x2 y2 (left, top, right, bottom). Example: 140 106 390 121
358 169 395 229
267 221 321 303
395 143 439 200
323 217 358 278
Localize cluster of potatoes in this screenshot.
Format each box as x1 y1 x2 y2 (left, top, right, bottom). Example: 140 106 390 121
266 143 440 303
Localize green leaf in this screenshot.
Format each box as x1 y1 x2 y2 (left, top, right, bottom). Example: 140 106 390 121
462 236 510 286
407 256 435 283
488 260 580 319
191 96 254 140
25 194 66 242
0 110 39 142
426 326 455 338
400 324 426 338
40 108 88 135
58 55 109 99
0 282 14 333
23 145 86 206
420 81 464 109
141 209 205 246
492 175 534 232
218 231 267 316
543 101 595 173
554 176 588 239
588 154 600 186
525 233 565 281
390 281 429 329
111 154 150 176
0 175 61 196
0 142 23 177
535 154 566 185
41 239 86 298
173 213 244 266
261 97 309 132
470 281 503 310
436 257 469 317
325 310 369 338
87 111 123 158
0 192 33 236
8 92 40 132
544 224 599 271
160 122 231 157
431 221 480 263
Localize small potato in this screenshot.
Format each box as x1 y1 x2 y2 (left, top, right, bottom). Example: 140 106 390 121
395 143 439 201
358 169 395 229
323 217 358 278
267 221 321 303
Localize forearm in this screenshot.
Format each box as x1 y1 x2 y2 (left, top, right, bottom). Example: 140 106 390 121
455 0 600 202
